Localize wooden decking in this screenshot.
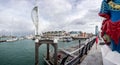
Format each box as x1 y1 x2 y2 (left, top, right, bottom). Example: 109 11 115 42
80 42 103 65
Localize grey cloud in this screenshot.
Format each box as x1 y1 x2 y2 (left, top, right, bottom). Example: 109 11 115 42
0 0 103 35
71 19 86 25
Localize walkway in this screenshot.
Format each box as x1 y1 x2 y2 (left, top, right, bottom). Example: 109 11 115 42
80 42 103 65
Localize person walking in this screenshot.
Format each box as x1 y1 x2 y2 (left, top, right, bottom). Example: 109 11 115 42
95 36 98 49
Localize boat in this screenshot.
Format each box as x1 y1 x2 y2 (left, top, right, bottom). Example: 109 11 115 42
6 38 18 42
72 36 88 40
18 37 24 40
58 36 73 42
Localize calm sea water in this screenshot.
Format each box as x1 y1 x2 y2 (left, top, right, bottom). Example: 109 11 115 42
0 39 84 65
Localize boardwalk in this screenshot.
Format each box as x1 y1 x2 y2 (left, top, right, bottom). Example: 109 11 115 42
80 42 103 65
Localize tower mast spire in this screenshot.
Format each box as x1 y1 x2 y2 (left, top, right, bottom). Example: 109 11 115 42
31 0 39 36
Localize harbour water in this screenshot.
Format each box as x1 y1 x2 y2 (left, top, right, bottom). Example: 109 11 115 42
0 39 85 65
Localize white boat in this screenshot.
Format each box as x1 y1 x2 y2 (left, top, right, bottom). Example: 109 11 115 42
6 38 18 42
18 37 24 40
58 36 73 42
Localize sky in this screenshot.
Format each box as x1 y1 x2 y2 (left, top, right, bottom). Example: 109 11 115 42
0 0 103 36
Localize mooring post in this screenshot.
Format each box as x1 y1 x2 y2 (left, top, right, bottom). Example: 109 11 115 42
47 44 50 60
35 42 39 65
54 43 58 65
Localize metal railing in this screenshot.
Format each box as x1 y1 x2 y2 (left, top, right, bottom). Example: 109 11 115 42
63 38 96 65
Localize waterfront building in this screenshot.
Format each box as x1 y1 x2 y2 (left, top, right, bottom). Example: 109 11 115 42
78 32 93 38
86 33 93 38
69 31 81 37
42 31 66 39
69 31 93 40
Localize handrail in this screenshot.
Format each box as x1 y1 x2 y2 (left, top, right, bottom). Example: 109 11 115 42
66 38 96 65
70 45 84 54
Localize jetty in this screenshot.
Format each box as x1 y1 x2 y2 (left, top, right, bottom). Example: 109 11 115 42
0 40 6 43
34 36 97 65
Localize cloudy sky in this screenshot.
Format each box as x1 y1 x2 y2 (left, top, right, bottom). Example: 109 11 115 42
0 0 103 35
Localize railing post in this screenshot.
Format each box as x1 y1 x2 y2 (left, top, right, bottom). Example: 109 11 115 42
85 45 87 55
88 42 91 50
79 40 81 63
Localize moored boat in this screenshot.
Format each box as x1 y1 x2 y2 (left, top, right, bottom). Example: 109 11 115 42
6 38 18 42
58 36 73 42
